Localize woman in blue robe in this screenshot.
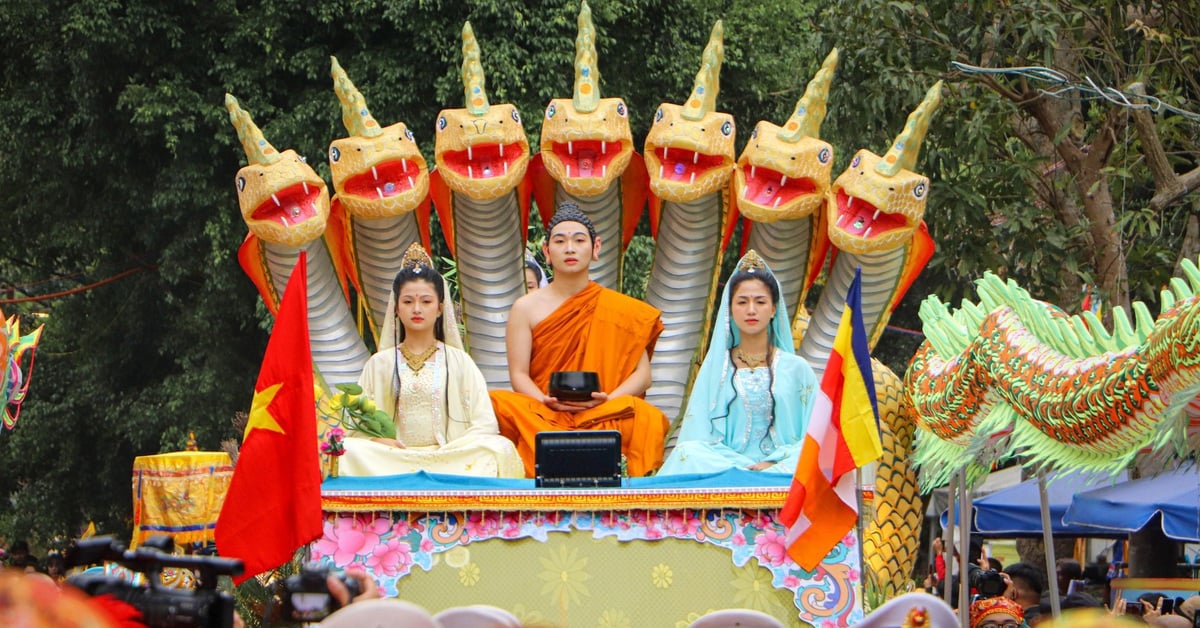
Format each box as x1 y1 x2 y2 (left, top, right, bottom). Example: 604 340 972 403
658 251 817 476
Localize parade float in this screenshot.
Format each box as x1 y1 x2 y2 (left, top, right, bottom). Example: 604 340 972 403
220 4 947 625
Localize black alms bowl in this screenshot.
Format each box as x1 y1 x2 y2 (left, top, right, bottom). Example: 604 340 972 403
549 371 600 402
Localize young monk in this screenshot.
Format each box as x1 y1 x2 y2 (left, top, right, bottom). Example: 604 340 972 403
490 203 669 477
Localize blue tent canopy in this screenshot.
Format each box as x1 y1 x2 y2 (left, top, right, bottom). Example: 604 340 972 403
1063 467 1200 542
941 471 1128 538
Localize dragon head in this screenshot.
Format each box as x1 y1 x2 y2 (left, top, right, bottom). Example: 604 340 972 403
733 49 837 222
433 22 531 201
328 58 430 220
828 81 943 255
644 21 736 203
538 1 634 197
226 94 330 247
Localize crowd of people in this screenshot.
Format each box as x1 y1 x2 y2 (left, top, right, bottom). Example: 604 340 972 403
336 201 819 482
919 537 1200 627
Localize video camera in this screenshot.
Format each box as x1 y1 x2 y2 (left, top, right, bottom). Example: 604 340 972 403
969 566 1007 599
281 563 362 622
65 535 243 628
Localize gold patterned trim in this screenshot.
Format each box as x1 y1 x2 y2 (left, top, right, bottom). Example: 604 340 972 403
321 487 788 512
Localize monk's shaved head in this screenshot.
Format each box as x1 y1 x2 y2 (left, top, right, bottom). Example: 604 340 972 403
547 202 597 243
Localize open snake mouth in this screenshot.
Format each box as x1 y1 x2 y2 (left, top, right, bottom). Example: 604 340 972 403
650 146 727 184
739 163 817 207
834 189 907 238
441 143 524 179
548 140 624 178
250 181 322 227
343 159 423 199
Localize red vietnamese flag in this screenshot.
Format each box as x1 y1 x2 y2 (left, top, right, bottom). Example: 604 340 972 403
216 252 322 584
779 267 883 571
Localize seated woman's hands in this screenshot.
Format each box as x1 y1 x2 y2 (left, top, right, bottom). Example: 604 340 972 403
747 461 777 471
370 437 406 448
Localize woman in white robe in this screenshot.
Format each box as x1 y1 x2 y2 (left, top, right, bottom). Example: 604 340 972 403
340 243 524 478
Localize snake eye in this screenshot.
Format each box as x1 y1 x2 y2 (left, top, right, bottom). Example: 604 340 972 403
236 176 246 192
404 128 415 141
511 109 522 125
437 116 447 132
913 182 927 199
654 108 664 123
851 153 861 168
329 146 341 163
720 121 733 137
818 147 831 164
546 103 556 119
616 102 627 117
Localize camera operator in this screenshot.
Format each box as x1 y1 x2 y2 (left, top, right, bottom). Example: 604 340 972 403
966 538 1009 601
327 566 382 606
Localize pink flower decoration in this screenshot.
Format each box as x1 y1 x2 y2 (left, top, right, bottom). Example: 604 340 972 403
842 532 856 546
329 427 345 439
464 511 501 539
392 520 412 537
420 538 433 552
848 568 860 582
732 533 746 547
784 574 800 588
501 523 522 538
645 527 664 540
366 538 412 577
314 516 370 567
753 529 789 567
354 513 391 549
822 621 837 628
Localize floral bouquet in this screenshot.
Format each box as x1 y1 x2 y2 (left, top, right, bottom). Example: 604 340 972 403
322 383 397 440
321 426 346 457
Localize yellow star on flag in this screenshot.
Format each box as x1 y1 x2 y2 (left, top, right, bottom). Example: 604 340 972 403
244 383 286 441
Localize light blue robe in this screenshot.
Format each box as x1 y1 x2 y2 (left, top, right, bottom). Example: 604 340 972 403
658 253 818 476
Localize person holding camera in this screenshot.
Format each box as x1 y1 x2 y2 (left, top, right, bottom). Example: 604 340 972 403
340 243 524 478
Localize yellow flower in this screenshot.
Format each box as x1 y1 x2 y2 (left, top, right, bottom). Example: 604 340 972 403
537 545 591 610
597 609 632 628
511 604 545 624
651 563 673 589
675 610 717 628
444 546 470 568
458 562 480 586
729 564 786 615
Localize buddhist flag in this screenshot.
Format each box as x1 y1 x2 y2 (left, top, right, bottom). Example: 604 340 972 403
779 267 882 571
216 253 322 585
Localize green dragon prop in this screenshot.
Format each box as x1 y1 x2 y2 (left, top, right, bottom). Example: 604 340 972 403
531 1 646 291
430 22 532 388
907 261 1200 490
642 22 737 424
2 307 42 430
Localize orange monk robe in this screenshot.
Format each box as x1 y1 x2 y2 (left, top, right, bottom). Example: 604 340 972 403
490 282 669 477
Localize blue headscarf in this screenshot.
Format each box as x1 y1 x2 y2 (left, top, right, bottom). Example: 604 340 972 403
684 250 796 447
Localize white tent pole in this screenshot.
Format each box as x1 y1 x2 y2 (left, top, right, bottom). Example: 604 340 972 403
944 474 957 607
1038 471 1062 617
958 468 972 626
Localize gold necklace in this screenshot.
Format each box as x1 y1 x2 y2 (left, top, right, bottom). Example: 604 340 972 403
399 343 438 373
734 347 768 368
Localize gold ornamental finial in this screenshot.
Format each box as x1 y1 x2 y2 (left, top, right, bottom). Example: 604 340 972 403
738 250 768 273
877 81 944 176
778 48 838 143
401 242 434 271
331 57 383 138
